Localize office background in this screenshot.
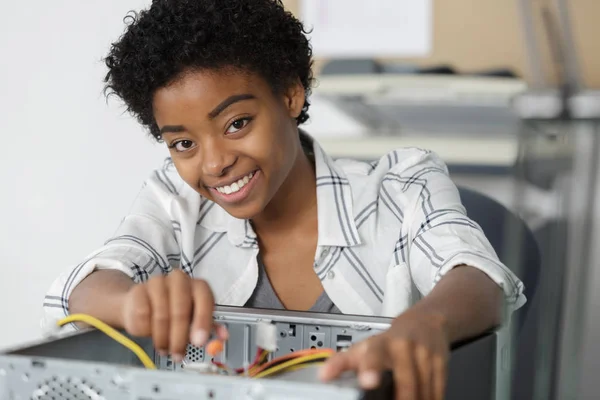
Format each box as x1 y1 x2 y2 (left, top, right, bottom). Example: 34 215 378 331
285 0 600 87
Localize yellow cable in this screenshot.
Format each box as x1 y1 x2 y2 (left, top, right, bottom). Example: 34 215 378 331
252 353 332 379
250 348 334 377
247 350 269 374
57 314 157 369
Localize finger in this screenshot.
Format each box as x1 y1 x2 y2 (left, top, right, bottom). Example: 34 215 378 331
147 276 170 355
356 344 389 390
122 284 151 337
189 279 215 348
414 345 432 400
433 354 447 400
390 340 419 400
168 270 192 361
318 347 357 382
214 323 229 341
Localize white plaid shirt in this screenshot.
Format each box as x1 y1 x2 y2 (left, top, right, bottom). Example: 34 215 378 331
42 135 525 333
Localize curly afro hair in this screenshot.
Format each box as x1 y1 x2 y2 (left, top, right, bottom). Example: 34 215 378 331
104 0 314 141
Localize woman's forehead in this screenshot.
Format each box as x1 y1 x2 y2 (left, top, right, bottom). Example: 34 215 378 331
154 69 268 108
153 71 270 110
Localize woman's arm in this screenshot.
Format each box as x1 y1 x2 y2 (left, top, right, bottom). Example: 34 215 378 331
404 264 503 344
42 167 183 333
320 266 503 400
69 270 134 328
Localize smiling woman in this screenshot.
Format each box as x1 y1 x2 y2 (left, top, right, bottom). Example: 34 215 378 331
151 70 311 220
42 1 525 399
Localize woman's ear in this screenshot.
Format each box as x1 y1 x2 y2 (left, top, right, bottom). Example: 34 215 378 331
283 80 306 120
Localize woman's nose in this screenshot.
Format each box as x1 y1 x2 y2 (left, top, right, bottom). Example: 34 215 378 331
201 138 236 177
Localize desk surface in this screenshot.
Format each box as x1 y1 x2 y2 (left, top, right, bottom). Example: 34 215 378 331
313 74 528 97
305 75 528 168
306 93 520 168
305 73 568 170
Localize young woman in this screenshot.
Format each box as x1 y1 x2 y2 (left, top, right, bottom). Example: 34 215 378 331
43 1 525 399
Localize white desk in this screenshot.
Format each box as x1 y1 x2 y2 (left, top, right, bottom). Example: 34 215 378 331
305 75 528 168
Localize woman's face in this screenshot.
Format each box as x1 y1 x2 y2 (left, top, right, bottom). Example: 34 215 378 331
152 69 305 220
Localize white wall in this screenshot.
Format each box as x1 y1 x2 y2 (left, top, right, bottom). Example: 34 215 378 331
0 0 164 348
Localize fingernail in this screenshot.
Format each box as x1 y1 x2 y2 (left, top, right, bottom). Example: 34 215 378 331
172 353 184 363
217 324 230 340
158 349 167 357
359 371 380 389
191 329 209 347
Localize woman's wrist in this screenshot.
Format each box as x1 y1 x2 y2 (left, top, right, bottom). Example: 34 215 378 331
390 307 452 344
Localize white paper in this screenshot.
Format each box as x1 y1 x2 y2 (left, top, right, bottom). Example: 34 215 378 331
300 0 432 58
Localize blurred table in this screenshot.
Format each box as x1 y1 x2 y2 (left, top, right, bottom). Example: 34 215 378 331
306 75 529 172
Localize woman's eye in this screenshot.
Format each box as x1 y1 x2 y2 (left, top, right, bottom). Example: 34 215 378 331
226 117 252 134
170 140 196 152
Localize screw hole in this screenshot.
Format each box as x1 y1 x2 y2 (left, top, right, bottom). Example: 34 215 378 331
290 348 295 352
310 335 317 341
315 326 320 331
152 385 160 393
317 341 323 347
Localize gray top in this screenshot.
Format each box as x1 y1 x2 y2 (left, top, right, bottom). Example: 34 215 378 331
245 256 341 314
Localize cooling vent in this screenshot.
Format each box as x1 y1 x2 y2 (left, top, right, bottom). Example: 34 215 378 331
31 376 103 400
184 344 204 363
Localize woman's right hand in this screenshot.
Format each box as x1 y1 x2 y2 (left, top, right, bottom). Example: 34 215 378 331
121 269 227 362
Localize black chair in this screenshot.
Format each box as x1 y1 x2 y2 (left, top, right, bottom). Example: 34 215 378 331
457 186 541 332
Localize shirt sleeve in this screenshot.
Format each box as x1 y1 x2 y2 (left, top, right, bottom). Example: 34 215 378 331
391 151 526 312
41 167 182 335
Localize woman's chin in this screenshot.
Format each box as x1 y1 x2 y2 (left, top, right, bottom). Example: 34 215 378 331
219 200 265 221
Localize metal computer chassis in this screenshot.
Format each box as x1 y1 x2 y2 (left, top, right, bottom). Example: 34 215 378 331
0 306 496 400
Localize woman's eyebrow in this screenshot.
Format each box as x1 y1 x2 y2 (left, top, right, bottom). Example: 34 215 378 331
208 94 256 119
160 125 187 135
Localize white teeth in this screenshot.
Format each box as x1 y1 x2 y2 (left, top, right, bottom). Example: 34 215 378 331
216 171 255 194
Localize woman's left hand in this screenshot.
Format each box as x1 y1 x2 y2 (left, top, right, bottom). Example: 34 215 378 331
318 309 450 400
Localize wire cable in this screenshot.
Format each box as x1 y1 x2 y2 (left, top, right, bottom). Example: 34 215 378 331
56 314 334 377
250 348 334 377
57 314 157 369
252 353 332 379
212 348 269 375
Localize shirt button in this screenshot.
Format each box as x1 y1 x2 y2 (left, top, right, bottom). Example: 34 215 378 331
327 270 335 279
319 248 330 263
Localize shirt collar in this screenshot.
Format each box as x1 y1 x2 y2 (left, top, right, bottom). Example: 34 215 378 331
197 132 361 248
